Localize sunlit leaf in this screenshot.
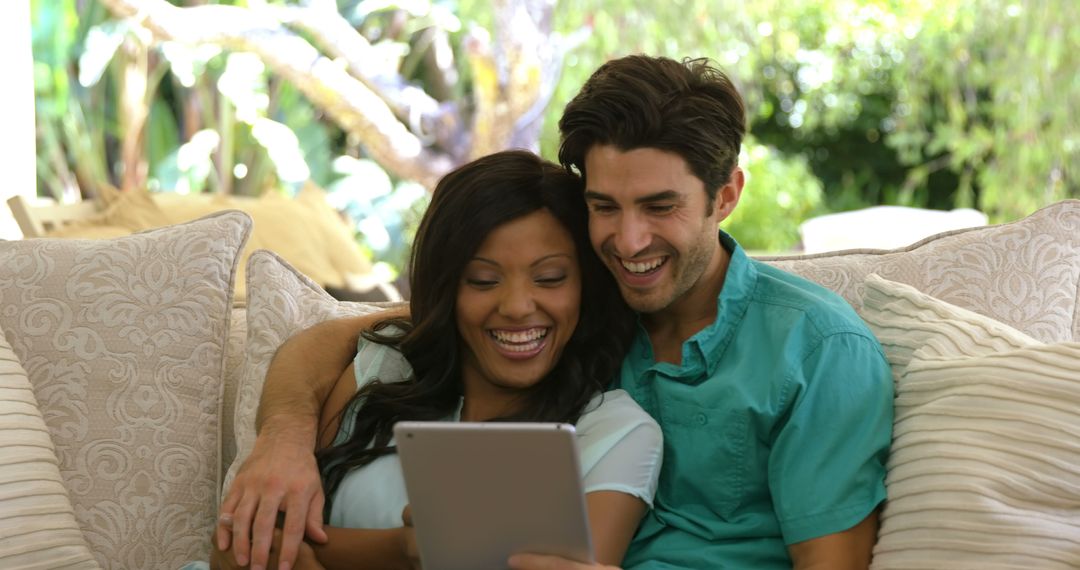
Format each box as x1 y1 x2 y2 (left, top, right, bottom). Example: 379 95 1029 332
251 118 312 184
154 129 220 194
218 52 269 124
78 21 127 87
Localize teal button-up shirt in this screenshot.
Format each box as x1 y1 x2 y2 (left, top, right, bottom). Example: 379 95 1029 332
620 232 893 569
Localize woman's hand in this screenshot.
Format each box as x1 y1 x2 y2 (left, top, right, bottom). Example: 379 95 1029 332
507 554 621 570
401 505 421 569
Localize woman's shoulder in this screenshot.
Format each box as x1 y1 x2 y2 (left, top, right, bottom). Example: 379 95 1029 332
575 389 663 498
577 389 660 438
354 326 413 387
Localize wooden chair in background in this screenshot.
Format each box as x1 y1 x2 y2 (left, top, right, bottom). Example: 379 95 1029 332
6 195 101 238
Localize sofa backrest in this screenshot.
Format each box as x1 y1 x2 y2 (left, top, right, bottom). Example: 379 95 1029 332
758 199 1080 344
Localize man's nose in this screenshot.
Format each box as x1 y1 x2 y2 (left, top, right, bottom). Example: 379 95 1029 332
613 213 651 257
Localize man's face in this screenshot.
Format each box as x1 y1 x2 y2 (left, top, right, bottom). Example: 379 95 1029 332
583 145 736 315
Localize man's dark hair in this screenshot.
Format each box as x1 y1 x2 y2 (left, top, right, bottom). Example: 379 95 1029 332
558 55 747 203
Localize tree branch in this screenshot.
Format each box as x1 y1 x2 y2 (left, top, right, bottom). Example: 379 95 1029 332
97 0 455 190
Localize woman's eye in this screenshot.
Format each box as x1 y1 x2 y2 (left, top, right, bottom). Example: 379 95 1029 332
536 275 567 285
465 278 498 288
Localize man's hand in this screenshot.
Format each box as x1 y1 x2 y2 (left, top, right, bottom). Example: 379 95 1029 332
217 417 327 570
507 554 621 570
211 529 326 570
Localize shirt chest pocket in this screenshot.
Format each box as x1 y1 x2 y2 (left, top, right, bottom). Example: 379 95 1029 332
657 402 749 522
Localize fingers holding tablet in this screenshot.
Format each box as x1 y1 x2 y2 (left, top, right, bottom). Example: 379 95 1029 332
401 505 421 569
508 553 622 570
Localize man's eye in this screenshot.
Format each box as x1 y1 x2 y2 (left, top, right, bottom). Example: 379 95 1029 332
589 203 617 214
647 204 676 214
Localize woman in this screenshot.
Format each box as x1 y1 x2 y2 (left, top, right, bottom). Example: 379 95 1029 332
210 151 662 569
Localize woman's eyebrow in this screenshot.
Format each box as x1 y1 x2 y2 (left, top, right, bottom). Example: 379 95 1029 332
469 252 573 268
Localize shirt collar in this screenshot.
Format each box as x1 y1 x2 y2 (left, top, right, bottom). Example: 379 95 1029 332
632 230 758 382
692 230 757 377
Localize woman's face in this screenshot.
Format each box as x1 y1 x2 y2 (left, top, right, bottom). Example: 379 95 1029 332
456 209 581 409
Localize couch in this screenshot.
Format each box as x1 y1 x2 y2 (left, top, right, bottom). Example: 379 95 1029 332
1 200 1077 569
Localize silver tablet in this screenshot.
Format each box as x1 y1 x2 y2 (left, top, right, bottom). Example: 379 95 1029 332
393 421 595 570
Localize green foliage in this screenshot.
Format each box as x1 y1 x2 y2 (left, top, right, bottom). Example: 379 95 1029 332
721 139 825 252
32 0 1080 275
888 0 1080 221
543 0 1078 229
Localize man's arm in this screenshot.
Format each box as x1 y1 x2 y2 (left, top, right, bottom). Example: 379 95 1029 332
218 307 406 570
787 509 878 570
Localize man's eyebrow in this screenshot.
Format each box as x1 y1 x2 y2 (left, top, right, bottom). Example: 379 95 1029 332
584 189 682 204
584 190 613 202
635 190 681 204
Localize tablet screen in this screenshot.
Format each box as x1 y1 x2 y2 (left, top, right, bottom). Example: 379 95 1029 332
394 421 595 570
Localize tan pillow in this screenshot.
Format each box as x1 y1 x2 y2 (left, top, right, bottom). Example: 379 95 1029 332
0 324 99 568
42 187 171 238
223 250 399 493
760 199 1080 343
0 210 251 569
153 189 374 301
861 275 1080 569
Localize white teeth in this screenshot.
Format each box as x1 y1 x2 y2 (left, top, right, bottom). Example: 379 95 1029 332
620 257 666 274
489 328 548 349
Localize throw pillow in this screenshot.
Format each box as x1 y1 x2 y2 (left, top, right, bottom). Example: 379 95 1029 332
0 323 99 569
760 199 1080 343
223 249 399 493
0 210 251 569
861 274 1080 569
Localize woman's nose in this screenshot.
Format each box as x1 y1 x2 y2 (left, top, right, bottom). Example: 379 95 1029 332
498 281 536 319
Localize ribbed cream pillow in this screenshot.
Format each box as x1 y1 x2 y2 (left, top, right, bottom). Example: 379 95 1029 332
0 324 99 568
861 274 1080 569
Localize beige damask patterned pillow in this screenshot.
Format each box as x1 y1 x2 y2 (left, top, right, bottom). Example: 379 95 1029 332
760 199 1080 343
0 323 99 569
0 210 251 569
224 250 394 493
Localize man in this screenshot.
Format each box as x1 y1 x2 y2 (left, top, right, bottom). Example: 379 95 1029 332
218 55 893 570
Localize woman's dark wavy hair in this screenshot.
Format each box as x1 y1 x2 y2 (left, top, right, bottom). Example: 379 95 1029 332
316 150 635 519
558 55 746 205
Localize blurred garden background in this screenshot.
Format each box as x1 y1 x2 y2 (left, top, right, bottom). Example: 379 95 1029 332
28 0 1080 280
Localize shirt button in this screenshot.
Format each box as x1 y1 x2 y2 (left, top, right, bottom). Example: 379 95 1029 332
695 413 708 426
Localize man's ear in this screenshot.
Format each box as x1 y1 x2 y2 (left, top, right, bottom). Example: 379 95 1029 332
713 167 744 223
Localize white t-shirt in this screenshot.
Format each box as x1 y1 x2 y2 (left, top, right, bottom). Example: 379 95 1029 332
326 337 663 529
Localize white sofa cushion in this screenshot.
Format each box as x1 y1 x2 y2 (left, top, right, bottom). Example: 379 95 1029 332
861 274 1080 569
224 250 390 493
0 323 99 568
761 199 1080 343
0 210 250 569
